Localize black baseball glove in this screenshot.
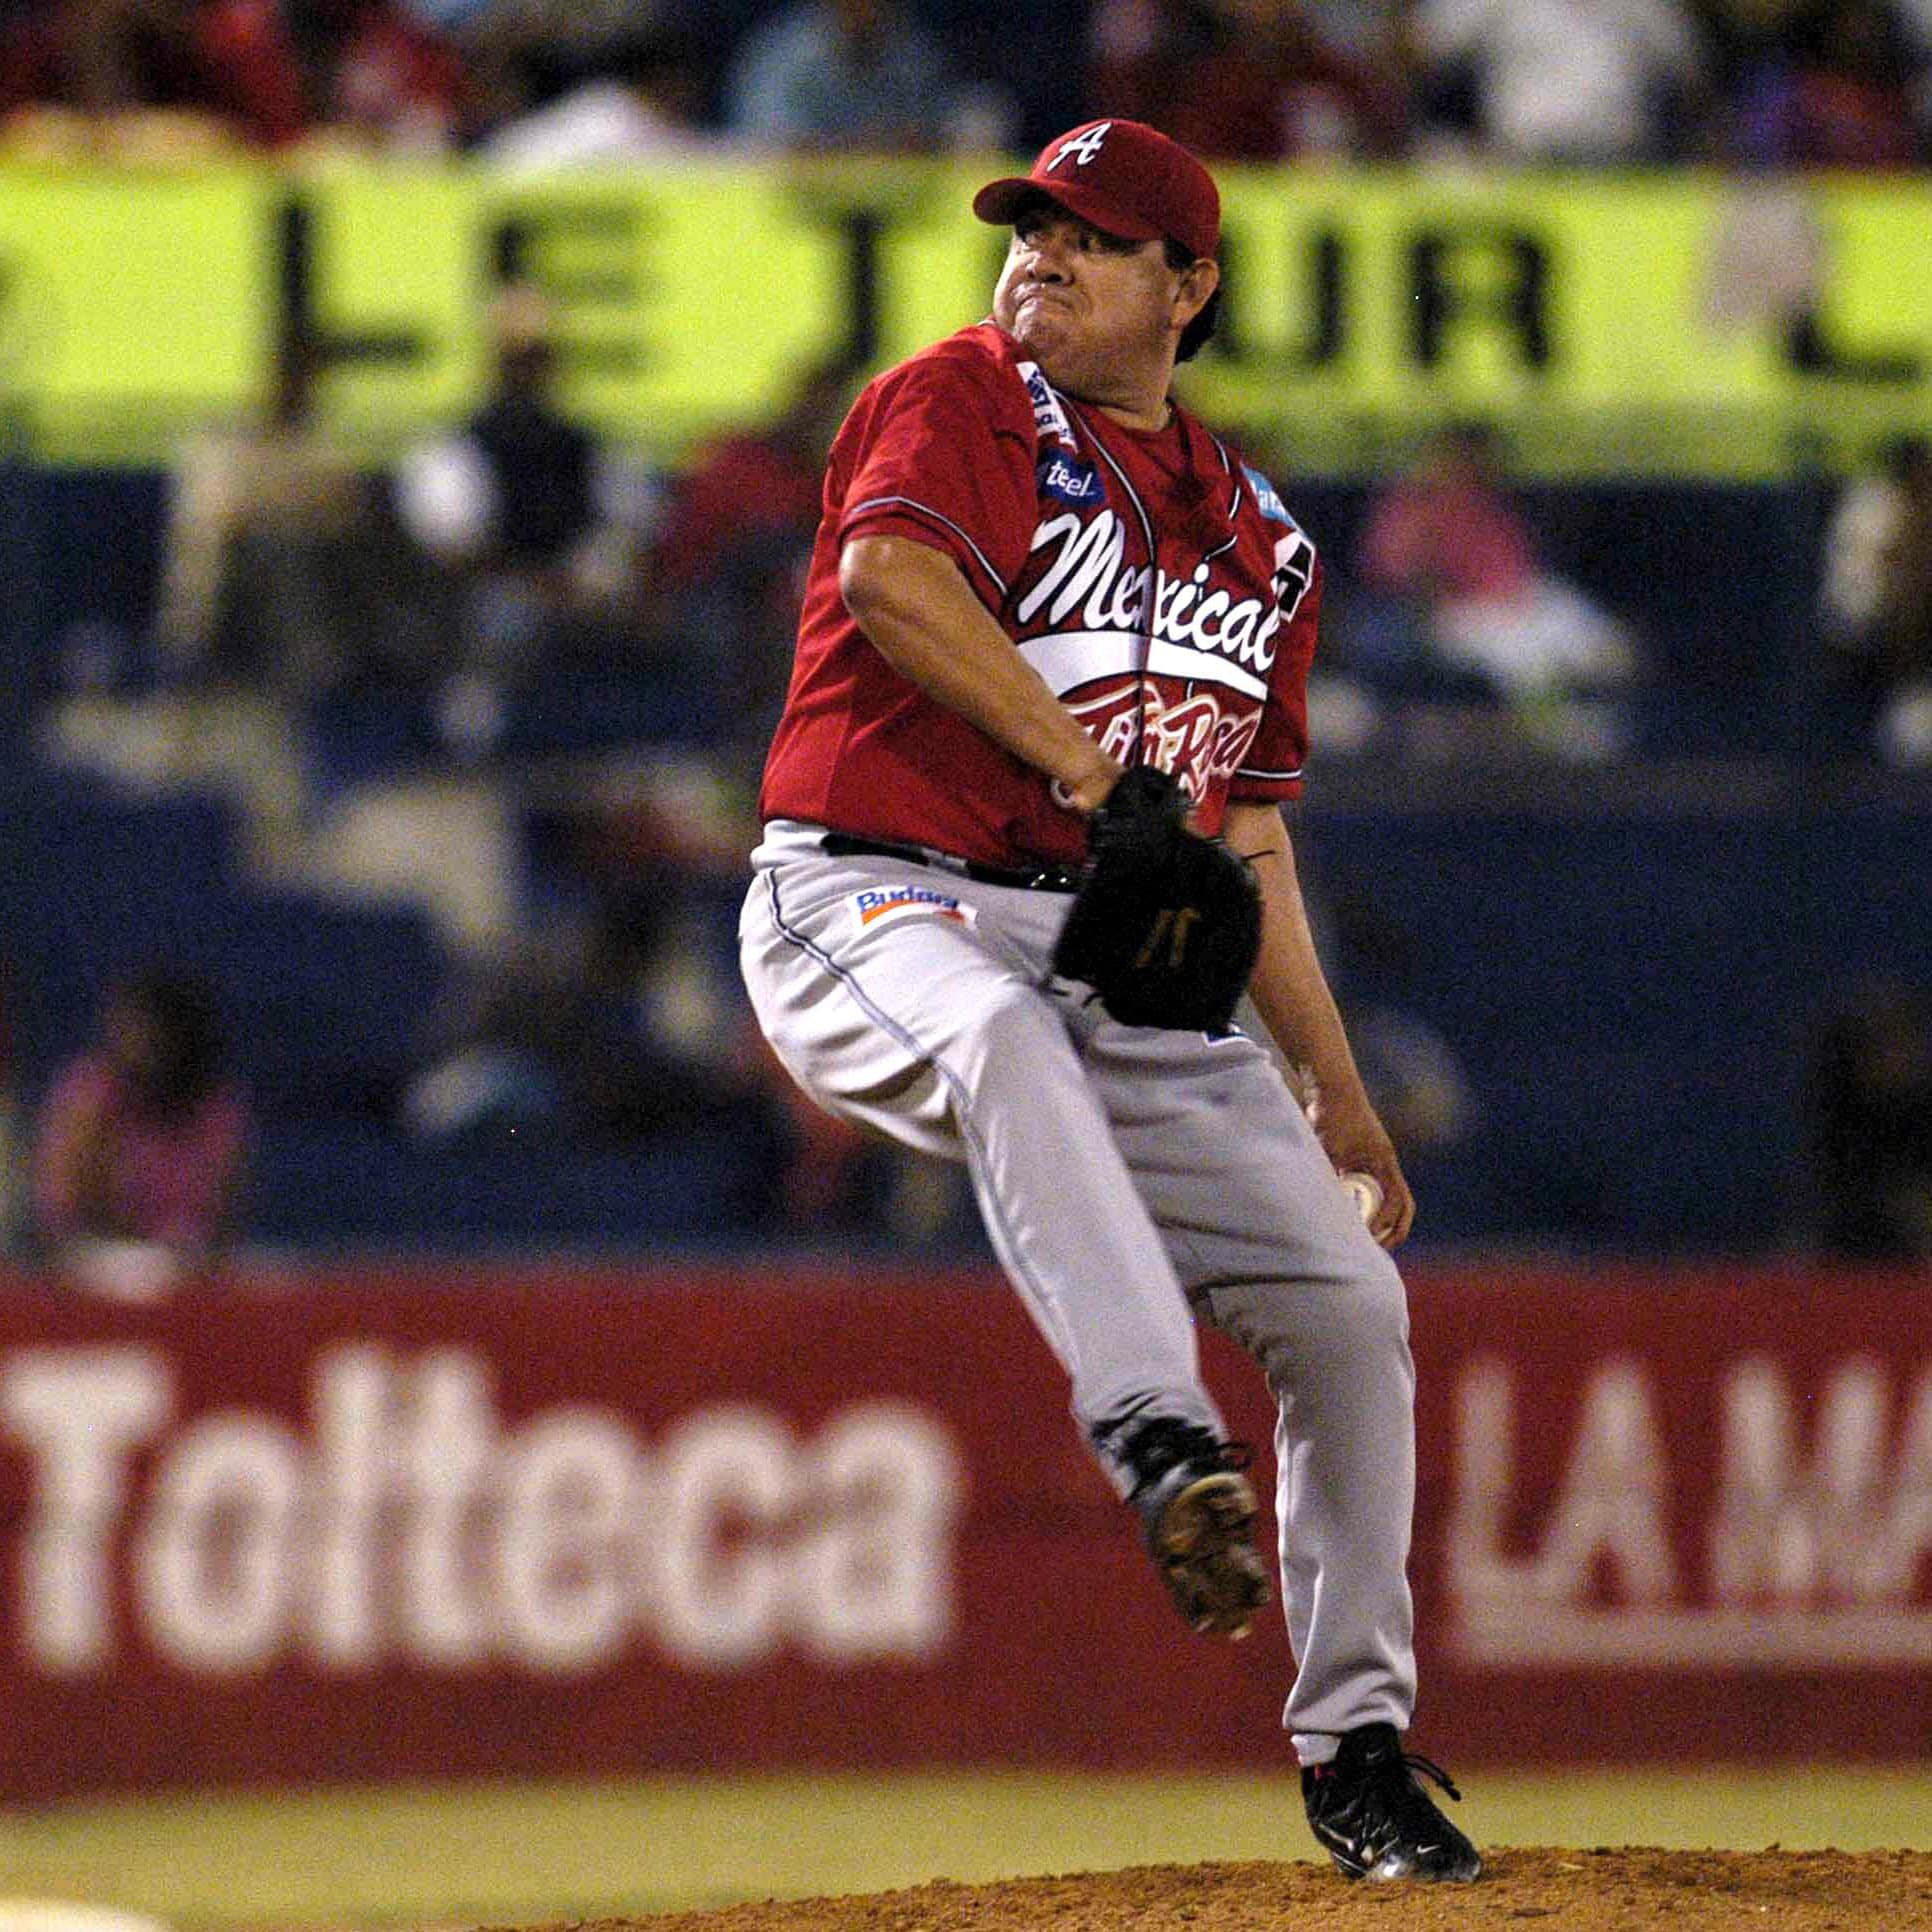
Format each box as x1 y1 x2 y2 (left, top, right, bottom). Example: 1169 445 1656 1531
1051 767 1262 1032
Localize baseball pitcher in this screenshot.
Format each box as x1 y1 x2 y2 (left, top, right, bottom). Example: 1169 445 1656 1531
738 117 1481 1883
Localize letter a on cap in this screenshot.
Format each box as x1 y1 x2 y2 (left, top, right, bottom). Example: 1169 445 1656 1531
1050 122 1112 170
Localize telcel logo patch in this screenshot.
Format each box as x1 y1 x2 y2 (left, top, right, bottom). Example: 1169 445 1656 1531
1040 455 1104 506
854 885 975 929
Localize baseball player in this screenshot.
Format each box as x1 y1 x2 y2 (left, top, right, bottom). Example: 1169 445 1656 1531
737 118 1480 1883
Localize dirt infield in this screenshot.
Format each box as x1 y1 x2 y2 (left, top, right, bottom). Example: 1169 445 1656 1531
532 1848 1932 1930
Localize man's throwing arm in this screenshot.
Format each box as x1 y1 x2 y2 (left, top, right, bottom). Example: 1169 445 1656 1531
839 534 1123 815
1223 799 1415 1249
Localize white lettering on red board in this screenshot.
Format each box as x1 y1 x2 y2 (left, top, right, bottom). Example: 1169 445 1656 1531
1446 1355 1932 1667
0 1347 965 1679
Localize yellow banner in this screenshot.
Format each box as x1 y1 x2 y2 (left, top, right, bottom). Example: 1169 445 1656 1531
0 157 1927 475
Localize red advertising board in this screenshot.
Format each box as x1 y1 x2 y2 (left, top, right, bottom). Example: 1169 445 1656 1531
0 1259 1925 1798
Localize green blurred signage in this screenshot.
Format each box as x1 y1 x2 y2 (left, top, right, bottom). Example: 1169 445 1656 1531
0 156 1927 475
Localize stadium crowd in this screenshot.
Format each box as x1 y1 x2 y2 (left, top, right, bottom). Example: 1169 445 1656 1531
0 0 1929 171
3 0 1931 1279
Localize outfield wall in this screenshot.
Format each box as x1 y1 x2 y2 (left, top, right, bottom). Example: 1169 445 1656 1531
0 1259 1925 1798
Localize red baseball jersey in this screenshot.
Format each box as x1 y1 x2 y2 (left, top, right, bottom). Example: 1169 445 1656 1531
759 321 1320 870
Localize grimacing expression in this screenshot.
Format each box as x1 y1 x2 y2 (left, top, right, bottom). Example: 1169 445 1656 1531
992 204 1210 406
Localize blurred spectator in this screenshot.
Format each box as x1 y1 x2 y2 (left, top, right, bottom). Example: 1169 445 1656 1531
32 964 249 1299
1818 432 1932 764
1088 0 1408 158
1298 0 1415 57
1731 0 1927 168
394 284 661 755
1805 980 1932 1259
1693 0 1811 96
0 0 306 154
646 357 854 776
401 880 762 1147
1355 423 1639 757
1411 0 1706 162
1253 886 1477 1160
650 361 844 594
916 0 1091 148
398 950 568 1140
724 0 996 150
444 0 675 148
509 777 966 1241
157 332 426 706
0 0 461 156
1325 896 1478 1158
279 0 466 153
438 0 660 66
480 24 719 168
1701 158 1828 340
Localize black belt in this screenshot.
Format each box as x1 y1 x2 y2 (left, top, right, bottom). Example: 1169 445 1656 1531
821 832 1084 894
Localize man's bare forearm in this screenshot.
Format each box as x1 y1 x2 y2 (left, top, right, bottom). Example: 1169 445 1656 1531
840 534 1122 813
1225 801 1363 1106
1227 798 1414 1244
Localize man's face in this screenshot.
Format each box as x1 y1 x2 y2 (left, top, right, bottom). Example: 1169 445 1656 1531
991 201 1209 409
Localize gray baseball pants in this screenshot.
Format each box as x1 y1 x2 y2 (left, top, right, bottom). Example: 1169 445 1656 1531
738 820 1419 1760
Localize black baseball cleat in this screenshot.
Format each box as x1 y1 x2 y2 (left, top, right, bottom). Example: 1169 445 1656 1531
1120 1418 1271 1639
1302 1723 1483 1882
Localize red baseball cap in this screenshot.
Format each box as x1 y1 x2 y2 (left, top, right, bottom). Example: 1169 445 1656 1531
973 118 1220 262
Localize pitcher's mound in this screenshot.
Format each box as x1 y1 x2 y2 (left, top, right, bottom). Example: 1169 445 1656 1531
549 1847 1932 1931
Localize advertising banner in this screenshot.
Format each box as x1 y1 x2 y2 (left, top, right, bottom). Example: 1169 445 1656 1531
1 161 1929 473
0 1259 1925 1797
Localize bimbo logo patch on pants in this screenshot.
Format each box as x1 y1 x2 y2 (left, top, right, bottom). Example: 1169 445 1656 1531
853 885 976 930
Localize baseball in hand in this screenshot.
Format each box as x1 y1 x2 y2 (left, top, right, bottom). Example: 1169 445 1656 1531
1341 1171 1384 1225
